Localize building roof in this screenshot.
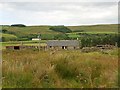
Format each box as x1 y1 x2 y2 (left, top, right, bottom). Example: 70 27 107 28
47 40 79 47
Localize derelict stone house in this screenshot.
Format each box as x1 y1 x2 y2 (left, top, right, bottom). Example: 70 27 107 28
46 40 80 50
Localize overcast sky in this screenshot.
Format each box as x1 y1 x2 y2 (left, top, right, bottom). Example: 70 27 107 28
0 1 118 26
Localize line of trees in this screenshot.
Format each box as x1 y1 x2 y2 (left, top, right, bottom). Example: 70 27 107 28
11 24 26 27
80 34 119 47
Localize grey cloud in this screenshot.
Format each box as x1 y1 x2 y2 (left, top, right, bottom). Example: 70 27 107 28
2 2 117 12
0 2 118 25
0 0 119 2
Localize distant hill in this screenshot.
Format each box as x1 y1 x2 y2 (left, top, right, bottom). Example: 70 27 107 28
1 24 118 41
67 24 118 33
2 24 118 34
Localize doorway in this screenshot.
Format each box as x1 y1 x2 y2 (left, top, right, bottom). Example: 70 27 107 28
14 46 20 50
62 46 67 49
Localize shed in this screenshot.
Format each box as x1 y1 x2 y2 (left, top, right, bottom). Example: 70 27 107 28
6 46 21 50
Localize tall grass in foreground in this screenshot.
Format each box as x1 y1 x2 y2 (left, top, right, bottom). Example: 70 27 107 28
2 49 118 88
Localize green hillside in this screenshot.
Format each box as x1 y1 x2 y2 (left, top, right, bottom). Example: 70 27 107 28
1 24 118 42
2 25 60 35
67 24 118 33
2 24 118 34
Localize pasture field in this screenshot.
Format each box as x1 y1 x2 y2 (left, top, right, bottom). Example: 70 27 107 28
2 49 118 88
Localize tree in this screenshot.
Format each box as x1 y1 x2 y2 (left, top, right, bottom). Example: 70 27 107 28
1 29 7 33
11 24 26 27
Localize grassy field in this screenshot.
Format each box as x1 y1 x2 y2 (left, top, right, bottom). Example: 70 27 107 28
2 49 118 88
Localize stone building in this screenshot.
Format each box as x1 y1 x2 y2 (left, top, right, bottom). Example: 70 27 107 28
46 40 80 50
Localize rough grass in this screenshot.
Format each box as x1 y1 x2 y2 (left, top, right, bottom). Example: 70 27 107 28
2 49 118 88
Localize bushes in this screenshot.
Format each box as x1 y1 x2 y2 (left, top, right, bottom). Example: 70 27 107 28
0 29 7 33
67 33 118 47
79 33 118 47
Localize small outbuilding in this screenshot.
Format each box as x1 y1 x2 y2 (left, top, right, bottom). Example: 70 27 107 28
6 46 21 50
46 40 80 50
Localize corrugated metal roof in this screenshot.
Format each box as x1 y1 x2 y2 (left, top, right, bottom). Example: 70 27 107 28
47 40 79 47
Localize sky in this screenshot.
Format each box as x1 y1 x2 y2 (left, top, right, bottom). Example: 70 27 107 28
0 1 118 26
